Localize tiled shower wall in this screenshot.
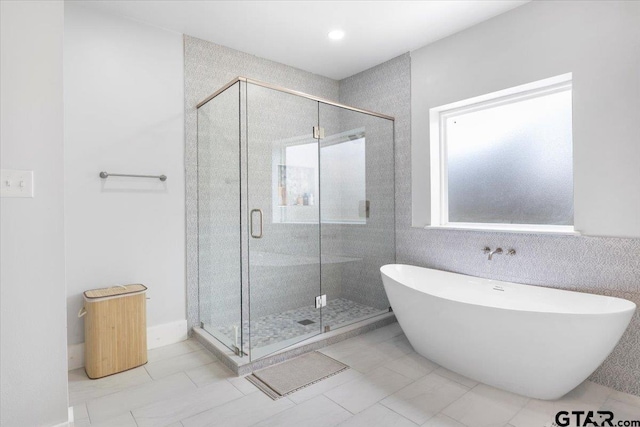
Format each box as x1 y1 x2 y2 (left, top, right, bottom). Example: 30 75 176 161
322 108 396 311
341 53 640 396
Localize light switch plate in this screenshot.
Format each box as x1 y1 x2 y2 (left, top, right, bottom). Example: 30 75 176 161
1 169 34 198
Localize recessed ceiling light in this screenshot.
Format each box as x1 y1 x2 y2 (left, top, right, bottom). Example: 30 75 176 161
328 30 345 41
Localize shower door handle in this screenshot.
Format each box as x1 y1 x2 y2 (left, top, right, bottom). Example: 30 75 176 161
250 209 263 238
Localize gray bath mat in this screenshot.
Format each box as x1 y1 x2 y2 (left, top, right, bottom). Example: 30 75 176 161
246 352 349 400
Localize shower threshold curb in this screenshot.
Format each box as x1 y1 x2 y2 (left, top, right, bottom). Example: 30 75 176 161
193 312 397 376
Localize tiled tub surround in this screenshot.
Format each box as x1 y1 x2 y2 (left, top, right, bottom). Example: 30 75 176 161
340 53 640 396
68 324 640 427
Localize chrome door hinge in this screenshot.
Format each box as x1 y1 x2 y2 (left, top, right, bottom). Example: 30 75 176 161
313 126 325 139
315 294 327 309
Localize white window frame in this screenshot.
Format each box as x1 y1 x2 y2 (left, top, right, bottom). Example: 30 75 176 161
428 73 577 234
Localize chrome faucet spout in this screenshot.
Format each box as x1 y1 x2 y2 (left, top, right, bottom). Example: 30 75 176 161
488 248 503 260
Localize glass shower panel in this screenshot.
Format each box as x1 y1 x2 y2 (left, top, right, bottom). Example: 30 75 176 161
197 82 243 354
246 83 322 359
318 103 395 331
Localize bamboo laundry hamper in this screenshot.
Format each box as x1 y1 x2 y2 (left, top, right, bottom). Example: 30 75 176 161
80 284 148 379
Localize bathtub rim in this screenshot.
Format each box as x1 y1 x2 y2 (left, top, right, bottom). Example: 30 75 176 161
381 263 637 316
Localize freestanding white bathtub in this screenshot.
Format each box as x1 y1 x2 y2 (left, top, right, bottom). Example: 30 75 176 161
381 264 636 400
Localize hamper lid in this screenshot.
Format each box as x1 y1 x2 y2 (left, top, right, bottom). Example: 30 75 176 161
84 284 147 299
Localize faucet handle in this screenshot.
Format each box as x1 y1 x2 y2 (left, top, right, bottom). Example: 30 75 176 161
506 249 516 256
483 247 491 253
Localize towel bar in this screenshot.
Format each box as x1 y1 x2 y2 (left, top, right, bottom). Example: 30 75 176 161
99 171 167 181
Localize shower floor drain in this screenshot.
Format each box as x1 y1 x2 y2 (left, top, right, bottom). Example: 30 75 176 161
297 319 315 326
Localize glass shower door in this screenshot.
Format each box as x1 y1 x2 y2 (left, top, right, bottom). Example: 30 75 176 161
245 83 322 359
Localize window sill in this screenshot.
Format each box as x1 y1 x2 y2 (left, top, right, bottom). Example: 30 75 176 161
424 224 580 236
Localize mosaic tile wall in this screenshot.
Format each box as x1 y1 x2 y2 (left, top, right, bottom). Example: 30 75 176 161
340 53 640 396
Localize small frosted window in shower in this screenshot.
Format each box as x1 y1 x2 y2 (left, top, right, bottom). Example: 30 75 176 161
273 130 366 224
320 133 366 224
274 140 319 224
431 75 574 231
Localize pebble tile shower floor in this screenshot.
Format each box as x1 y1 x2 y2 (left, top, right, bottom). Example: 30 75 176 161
211 297 384 350
68 323 640 427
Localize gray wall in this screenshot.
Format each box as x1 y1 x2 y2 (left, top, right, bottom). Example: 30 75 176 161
340 6 640 396
0 1 69 425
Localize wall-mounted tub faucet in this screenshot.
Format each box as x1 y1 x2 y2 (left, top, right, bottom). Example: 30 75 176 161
483 247 503 260
488 248 503 260
483 247 516 260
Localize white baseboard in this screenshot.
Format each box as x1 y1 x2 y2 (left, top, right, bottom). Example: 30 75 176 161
49 407 72 426
68 319 188 370
147 319 188 350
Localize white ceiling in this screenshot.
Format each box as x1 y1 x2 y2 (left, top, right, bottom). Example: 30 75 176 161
74 0 530 80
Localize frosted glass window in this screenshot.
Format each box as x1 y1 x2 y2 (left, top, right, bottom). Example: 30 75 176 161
443 87 573 226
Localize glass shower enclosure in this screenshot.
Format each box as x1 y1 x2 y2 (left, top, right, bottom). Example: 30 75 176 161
197 77 395 361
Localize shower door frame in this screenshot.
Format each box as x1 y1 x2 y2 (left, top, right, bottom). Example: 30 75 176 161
197 77 395 121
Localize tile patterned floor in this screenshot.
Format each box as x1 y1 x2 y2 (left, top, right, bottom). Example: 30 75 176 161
211 298 385 350
69 323 640 427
